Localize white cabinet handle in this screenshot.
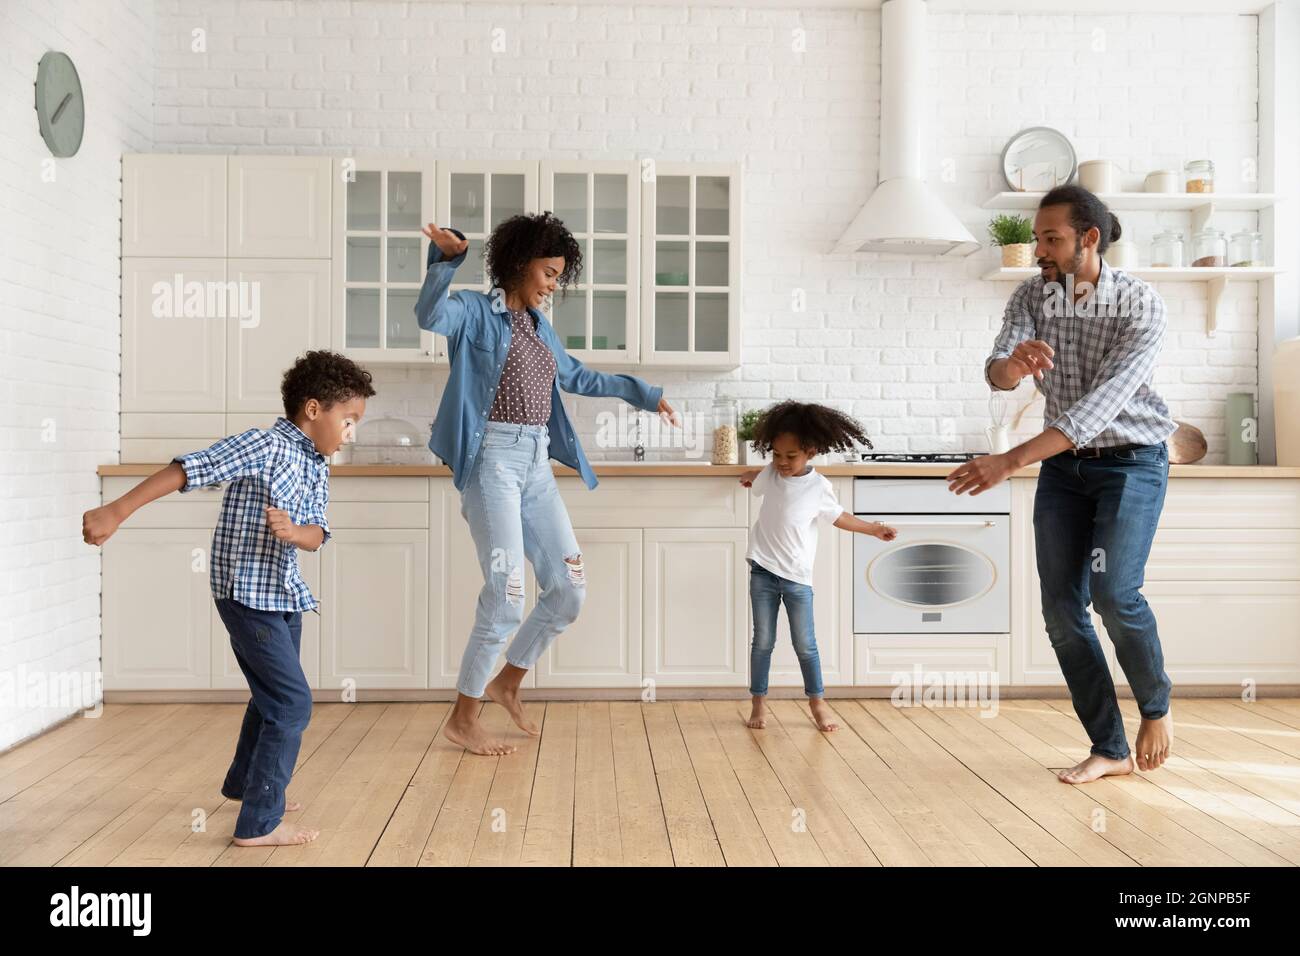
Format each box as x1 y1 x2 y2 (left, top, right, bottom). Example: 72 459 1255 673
867 519 997 528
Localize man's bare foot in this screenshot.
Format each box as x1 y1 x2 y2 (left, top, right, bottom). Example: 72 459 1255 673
1135 712 1173 771
485 672 539 736
809 697 839 732
746 696 767 729
443 713 516 756
232 820 319 847
1057 754 1135 785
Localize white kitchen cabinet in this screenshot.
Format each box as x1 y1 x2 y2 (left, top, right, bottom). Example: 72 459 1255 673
429 489 537 690
540 160 640 365
639 162 742 369
332 159 442 364
765 478 854 689
102 528 214 690
226 259 331 414
319 527 429 690
121 258 227 414
536 528 643 688
210 551 322 690
643 528 748 687
122 154 227 258
228 156 332 258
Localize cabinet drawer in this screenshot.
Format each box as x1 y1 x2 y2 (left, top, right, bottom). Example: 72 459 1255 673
558 476 748 528
1147 528 1300 580
854 634 1011 687
328 502 429 528
329 477 429 502
103 477 223 528
1159 479 1300 529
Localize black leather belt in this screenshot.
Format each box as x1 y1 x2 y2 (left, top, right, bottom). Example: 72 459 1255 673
1067 442 1152 459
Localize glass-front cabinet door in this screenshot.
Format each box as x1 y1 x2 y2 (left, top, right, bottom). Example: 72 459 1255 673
435 161 538 308
332 159 441 363
540 161 639 365
640 162 741 369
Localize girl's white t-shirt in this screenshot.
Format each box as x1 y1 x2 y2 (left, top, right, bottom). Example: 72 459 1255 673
745 463 846 585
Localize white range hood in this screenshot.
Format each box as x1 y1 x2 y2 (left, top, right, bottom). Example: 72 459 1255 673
834 0 979 257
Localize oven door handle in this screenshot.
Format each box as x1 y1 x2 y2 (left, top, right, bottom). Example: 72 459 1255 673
868 519 998 528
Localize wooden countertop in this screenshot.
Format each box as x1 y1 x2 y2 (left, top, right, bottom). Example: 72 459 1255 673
98 462 1300 479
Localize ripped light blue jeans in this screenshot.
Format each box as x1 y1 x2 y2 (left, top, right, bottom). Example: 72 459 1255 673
457 421 586 699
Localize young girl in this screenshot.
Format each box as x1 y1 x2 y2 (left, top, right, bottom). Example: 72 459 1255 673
416 213 676 757
739 401 897 733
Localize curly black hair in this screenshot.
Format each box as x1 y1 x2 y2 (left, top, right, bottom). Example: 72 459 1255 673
484 211 583 294
749 401 874 456
281 350 376 419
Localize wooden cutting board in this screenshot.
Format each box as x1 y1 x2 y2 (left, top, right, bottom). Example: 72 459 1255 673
1169 421 1208 463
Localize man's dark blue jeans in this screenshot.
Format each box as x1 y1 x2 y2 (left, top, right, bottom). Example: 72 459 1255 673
1033 442 1173 761
214 597 312 839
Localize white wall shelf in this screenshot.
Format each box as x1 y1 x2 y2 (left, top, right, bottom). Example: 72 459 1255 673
981 266 1284 337
983 191 1284 236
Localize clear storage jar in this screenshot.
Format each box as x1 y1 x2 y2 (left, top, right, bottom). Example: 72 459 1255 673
1184 159 1215 193
1190 228 1227 268
711 399 738 465
1150 230 1184 268
1229 230 1264 267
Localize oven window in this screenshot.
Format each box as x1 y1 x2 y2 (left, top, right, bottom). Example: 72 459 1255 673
867 543 994 608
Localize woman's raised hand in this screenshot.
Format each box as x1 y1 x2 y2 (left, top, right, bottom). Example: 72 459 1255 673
423 223 469 258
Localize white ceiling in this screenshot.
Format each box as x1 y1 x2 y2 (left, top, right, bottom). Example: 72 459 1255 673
406 0 1270 14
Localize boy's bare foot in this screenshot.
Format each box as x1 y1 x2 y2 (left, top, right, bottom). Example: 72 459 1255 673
485 672 540 736
746 696 767 729
443 712 516 756
1057 754 1135 785
232 820 319 847
1135 712 1173 771
809 697 839 732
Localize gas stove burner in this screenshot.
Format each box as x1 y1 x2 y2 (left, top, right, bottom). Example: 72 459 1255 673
859 452 988 463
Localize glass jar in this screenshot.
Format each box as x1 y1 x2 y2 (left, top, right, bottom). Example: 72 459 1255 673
711 399 738 465
1150 230 1184 268
1229 230 1264 267
1185 159 1215 193
1190 228 1227 268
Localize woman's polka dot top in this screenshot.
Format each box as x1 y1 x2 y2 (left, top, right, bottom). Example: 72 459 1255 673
488 308 558 426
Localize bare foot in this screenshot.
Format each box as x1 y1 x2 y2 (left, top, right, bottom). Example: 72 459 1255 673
746 696 767 729
232 820 319 847
1135 712 1173 771
1057 754 1135 785
443 713 516 756
809 697 839 732
485 672 540 736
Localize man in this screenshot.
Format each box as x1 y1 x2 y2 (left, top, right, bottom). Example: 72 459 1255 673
947 184 1177 785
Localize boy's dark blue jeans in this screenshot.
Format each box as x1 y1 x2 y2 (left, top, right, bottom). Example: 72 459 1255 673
214 597 312 839
1033 442 1173 761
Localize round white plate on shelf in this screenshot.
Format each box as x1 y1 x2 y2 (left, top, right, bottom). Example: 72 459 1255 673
1001 127 1077 192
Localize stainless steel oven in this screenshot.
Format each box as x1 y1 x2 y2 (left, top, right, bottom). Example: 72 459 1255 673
853 477 1010 634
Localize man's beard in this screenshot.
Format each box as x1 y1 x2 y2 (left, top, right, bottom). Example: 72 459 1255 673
1038 239 1085 278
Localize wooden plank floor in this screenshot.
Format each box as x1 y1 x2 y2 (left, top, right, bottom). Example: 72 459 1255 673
2 698 1299 866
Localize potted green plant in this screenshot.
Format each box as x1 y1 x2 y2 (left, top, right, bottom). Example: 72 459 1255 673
738 407 768 466
988 214 1035 268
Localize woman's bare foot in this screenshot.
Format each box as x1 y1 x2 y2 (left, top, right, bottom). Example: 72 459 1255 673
443 705 516 756
746 696 767 729
232 820 319 847
1057 754 1135 785
485 668 539 736
809 697 839 732
1135 712 1173 771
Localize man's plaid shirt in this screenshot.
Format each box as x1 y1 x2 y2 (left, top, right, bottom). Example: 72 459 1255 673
985 259 1177 449
173 417 330 613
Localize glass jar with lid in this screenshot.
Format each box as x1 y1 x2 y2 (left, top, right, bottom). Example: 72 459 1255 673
711 398 738 465
1185 159 1215 193
1190 228 1226 268
1150 230 1184 268
1229 230 1264 267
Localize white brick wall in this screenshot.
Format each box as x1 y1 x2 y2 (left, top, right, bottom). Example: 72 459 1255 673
151 2 1262 465
0 0 155 751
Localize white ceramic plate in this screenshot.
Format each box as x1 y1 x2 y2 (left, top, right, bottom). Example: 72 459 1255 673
1001 127 1077 192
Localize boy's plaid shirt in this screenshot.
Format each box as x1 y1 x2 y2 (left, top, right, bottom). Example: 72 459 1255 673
173 417 330 612
984 259 1178 450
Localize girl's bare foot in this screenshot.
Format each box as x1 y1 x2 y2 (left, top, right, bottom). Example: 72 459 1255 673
1057 754 1135 785
1135 712 1173 771
746 696 767 729
485 671 539 736
232 820 319 847
443 712 516 756
809 697 839 732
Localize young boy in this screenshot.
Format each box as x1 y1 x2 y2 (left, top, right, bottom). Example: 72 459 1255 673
83 350 374 847
738 401 897 734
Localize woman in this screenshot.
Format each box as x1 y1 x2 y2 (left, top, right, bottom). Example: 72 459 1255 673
416 213 676 756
